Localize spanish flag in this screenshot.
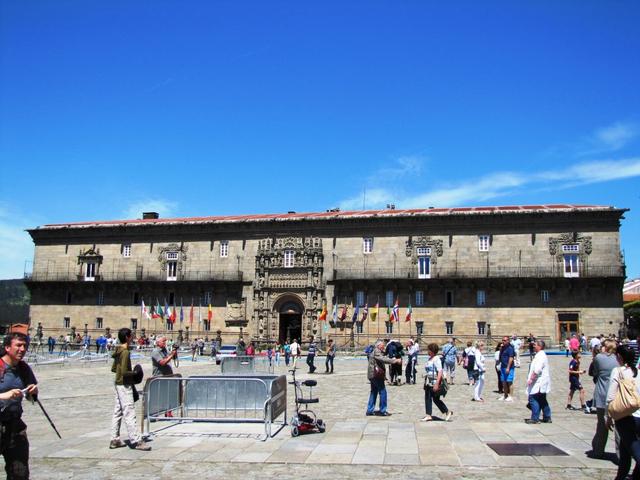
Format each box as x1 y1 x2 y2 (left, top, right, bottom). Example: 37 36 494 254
208 303 212 321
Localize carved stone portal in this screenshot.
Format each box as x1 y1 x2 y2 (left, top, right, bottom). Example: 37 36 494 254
253 237 325 340
548 233 592 263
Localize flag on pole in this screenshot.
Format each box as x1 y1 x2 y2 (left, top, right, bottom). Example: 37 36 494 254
371 303 378 322
208 303 212 321
198 299 202 324
391 298 400 323
339 304 348 321
164 299 169 320
405 303 412 322
386 304 391 322
361 303 369 322
170 304 176 324
318 302 327 321
331 303 337 324
141 299 150 320
156 299 164 318
180 300 184 323
189 299 194 326
351 305 359 324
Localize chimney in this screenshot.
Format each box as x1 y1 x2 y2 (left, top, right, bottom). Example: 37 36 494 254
142 212 159 220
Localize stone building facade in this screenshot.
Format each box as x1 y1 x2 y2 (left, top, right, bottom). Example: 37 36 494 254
25 204 627 346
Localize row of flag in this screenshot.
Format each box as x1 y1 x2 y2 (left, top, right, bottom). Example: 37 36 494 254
140 298 212 326
319 299 412 324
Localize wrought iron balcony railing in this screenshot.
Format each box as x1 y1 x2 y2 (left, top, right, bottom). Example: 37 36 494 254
24 270 244 282
333 265 625 280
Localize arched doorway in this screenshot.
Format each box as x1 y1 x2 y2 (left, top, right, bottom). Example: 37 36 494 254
276 297 303 344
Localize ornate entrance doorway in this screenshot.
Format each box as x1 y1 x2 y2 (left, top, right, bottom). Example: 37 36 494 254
279 301 303 343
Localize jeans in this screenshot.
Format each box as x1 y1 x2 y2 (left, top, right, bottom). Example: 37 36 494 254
284 353 290 366
325 355 334 373
528 392 551 421
614 415 640 480
424 385 448 416
367 379 387 414
306 354 316 372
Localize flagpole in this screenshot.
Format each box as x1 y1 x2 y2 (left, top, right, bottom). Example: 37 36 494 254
377 296 380 340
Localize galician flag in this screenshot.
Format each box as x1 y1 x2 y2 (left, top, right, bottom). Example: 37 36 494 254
391 298 400 323
331 303 338 324
405 303 412 322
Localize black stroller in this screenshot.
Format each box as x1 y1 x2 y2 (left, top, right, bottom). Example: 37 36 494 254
289 368 325 436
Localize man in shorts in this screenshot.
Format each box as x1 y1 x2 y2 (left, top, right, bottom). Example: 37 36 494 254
499 336 515 402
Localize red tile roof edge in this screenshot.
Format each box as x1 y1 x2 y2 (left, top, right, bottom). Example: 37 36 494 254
36 204 619 229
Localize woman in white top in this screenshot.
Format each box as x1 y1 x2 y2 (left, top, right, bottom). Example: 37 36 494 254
421 343 452 422
606 344 640 480
473 341 486 402
525 339 551 424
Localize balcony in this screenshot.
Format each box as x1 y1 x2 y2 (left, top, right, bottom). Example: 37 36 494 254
333 265 625 281
24 270 244 282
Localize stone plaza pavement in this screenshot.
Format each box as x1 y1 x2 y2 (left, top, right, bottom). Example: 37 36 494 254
7 350 622 479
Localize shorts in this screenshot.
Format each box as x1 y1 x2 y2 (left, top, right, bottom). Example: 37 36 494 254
570 379 582 392
500 367 515 383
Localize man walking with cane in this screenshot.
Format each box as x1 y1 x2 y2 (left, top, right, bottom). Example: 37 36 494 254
0 332 39 479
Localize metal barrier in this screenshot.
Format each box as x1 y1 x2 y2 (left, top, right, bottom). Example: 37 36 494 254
143 374 287 441
221 356 275 374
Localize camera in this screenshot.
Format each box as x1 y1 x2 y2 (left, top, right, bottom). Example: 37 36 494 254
172 344 179 350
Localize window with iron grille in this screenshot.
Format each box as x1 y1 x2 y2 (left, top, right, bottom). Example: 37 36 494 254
220 241 229 258
478 235 490 252
415 290 424 306
445 321 454 335
363 237 373 254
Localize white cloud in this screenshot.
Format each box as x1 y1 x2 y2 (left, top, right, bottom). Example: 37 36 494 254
337 157 640 210
123 199 178 220
595 122 638 151
339 188 395 210
375 156 424 180
0 205 37 280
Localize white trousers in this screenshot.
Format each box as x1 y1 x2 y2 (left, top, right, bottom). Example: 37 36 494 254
111 385 141 444
474 374 485 400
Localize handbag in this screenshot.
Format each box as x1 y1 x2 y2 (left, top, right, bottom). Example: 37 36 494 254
608 368 640 421
373 362 385 380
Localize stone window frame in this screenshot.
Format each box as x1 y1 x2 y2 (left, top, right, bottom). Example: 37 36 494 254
445 321 454 335
478 235 490 252
476 290 486 306
96 317 103 329
477 322 486 335
385 321 393 334
130 318 137 330
283 249 295 268
541 290 550 303
63 317 70 329
415 290 425 306
97 291 105 306
445 290 454 307
385 290 394 307
355 290 366 307
363 237 373 254
220 240 229 258
122 244 132 258
416 322 424 335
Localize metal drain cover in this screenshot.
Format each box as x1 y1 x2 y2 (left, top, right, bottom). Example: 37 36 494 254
487 443 568 456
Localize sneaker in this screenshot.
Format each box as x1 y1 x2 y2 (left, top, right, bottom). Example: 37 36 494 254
497 396 505 401
365 411 375 416
504 396 514 402
132 441 151 451
376 411 392 417
109 439 127 449
420 415 433 422
445 411 453 422
541 418 553 423
524 419 540 424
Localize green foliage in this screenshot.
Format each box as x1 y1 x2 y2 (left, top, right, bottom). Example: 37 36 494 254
0 280 30 325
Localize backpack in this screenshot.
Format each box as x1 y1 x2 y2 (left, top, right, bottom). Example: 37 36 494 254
364 344 374 356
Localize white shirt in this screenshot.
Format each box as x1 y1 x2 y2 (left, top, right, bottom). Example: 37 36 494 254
511 338 522 350
526 350 551 395
290 341 299 355
590 337 602 350
606 366 640 418
408 344 419 356
424 356 443 386
473 348 485 372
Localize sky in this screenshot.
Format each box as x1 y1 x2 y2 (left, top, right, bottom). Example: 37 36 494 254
1 1 639 280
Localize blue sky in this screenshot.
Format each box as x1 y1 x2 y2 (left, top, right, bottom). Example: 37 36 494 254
1 1 639 280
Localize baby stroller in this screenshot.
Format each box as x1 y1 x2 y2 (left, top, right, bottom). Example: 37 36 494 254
289 368 325 437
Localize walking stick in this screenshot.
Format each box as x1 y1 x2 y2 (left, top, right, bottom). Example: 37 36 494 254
34 398 62 439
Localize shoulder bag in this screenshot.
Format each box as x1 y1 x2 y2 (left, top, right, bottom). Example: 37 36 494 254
608 368 640 421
